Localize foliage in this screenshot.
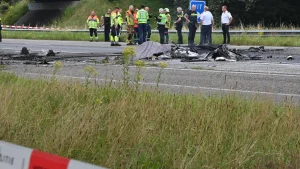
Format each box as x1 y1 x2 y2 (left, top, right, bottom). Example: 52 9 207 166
2 0 29 25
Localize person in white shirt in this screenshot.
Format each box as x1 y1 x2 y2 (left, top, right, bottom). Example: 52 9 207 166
200 6 214 45
221 6 233 44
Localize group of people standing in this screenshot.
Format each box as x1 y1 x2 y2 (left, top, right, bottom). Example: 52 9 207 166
86 5 233 46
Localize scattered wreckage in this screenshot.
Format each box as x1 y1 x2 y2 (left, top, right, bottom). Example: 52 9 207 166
134 41 288 62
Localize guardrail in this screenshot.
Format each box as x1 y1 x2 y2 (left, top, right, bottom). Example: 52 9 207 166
1 25 300 36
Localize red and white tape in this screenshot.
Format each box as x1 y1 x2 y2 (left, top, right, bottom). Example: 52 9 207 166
0 141 107 169
1 25 77 31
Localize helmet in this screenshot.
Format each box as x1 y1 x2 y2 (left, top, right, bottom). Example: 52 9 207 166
164 8 170 13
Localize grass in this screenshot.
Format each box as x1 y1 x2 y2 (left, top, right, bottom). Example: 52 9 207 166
1 70 300 168
53 0 167 28
2 30 300 46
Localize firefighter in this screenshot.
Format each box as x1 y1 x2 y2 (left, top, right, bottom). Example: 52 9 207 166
137 4 149 44
116 8 123 41
164 8 171 44
110 7 121 46
101 9 111 42
174 7 184 44
0 18 2 42
155 8 166 44
126 5 135 45
184 5 198 46
86 11 100 42
133 8 139 45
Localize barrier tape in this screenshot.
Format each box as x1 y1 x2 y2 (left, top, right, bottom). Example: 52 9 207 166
0 141 107 169
1 25 76 31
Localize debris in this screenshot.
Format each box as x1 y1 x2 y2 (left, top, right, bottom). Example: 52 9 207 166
215 57 226 61
47 50 56 56
287 56 294 60
21 47 29 55
267 55 273 58
135 41 172 59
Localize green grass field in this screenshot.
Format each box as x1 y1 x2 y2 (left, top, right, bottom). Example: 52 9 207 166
0 70 300 168
2 30 300 46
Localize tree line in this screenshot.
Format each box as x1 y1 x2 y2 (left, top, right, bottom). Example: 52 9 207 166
168 0 300 27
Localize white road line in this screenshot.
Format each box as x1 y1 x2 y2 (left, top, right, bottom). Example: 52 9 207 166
17 72 300 98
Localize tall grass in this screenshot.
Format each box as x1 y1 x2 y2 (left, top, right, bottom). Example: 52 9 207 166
2 30 300 46
0 70 300 168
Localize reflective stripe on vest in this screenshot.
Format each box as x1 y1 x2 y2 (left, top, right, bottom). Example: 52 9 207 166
87 15 99 28
137 9 147 23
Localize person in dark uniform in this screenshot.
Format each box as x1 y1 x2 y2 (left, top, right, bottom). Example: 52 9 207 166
174 7 184 44
184 5 198 46
0 18 2 42
101 9 111 42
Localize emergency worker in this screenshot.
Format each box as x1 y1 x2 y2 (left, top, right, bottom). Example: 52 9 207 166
110 7 121 46
126 5 135 45
86 11 100 42
184 5 198 46
145 7 152 41
0 18 2 42
116 8 123 40
164 8 171 44
174 7 184 44
137 5 149 44
101 9 111 42
155 8 166 44
133 8 139 44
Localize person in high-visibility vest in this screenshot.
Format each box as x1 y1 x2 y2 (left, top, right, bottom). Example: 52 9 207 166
155 8 167 44
136 4 149 44
126 5 135 45
0 18 2 42
133 8 139 45
164 8 171 44
110 7 121 46
116 8 123 40
101 9 111 42
86 11 100 42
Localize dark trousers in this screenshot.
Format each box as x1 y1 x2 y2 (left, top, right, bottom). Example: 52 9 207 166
146 23 151 41
89 28 98 37
188 23 197 46
200 25 212 45
222 24 230 44
0 30 2 42
138 23 147 44
176 24 183 44
158 25 165 44
104 25 110 42
134 27 139 43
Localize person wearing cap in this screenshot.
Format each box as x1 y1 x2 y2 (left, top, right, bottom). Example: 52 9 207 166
137 4 149 44
164 8 171 44
133 8 139 44
200 6 214 45
155 8 167 44
174 7 184 44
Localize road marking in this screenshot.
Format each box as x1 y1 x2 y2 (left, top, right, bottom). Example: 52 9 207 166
18 72 300 98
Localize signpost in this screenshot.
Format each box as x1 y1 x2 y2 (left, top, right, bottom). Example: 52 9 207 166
189 0 206 23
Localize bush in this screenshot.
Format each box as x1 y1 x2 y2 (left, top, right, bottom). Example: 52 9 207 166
2 0 29 25
0 2 10 14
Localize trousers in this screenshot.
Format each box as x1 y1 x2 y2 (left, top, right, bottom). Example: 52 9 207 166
222 24 230 44
188 23 197 46
176 24 183 44
200 25 212 45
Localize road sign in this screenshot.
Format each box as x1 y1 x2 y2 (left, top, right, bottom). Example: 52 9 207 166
189 0 206 23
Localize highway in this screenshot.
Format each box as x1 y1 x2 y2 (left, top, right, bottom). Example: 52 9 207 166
1 39 300 104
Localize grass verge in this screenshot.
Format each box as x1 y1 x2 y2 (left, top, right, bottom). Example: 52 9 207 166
2 31 300 46
0 71 300 168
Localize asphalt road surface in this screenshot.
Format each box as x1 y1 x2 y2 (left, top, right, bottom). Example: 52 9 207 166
1 39 300 104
